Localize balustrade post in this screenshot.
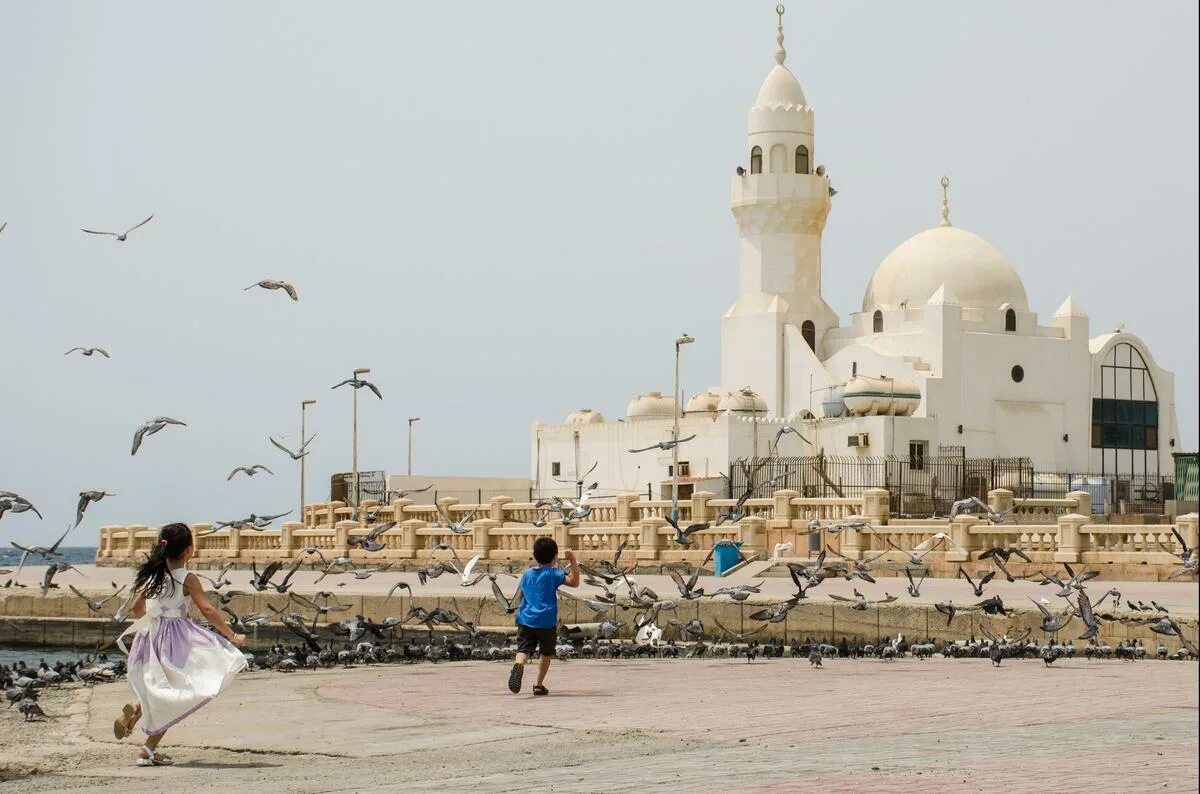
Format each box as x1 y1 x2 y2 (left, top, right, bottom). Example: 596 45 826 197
436 497 459 524
863 488 891 525
490 495 513 522
391 498 413 524
1178 513 1199 553
948 515 978 562
839 524 864 560
474 520 497 556
1055 513 1087 563
988 488 1014 517
326 501 344 528
399 520 422 558
99 527 112 559
772 489 798 522
739 516 767 557
1065 490 1092 518
127 524 147 559
280 522 299 557
228 526 242 559
334 520 357 557
357 499 380 523
692 491 716 524
616 494 638 525
637 518 666 561
191 524 210 558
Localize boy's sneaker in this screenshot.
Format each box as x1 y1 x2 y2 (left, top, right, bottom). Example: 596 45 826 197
507 663 524 693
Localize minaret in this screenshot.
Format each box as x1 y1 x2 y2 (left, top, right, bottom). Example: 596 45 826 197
721 5 837 416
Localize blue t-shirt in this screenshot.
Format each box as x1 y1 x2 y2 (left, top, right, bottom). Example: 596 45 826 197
516 565 567 629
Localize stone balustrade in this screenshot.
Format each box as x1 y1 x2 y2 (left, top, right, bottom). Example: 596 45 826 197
95 490 1197 579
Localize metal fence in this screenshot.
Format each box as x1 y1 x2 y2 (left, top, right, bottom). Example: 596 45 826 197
729 455 1174 517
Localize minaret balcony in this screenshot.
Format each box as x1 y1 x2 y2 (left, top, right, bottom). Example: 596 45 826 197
731 172 831 209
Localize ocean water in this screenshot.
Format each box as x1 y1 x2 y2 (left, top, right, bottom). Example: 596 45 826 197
0 546 98 567
0 647 96 667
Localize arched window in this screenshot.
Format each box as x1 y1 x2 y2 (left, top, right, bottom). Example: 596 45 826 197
872 310 883 334
1004 307 1017 332
801 320 815 351
750 146 762 174
795 145 810 174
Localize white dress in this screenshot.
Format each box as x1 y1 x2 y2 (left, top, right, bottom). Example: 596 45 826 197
124 566 247 735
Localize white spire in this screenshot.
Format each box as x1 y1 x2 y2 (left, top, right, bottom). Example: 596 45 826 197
775 4 787 65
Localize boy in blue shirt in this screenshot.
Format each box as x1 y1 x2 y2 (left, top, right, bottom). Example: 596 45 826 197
508 537 579 695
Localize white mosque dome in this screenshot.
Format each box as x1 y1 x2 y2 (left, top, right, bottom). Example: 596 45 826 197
862 225 1029 313
684 390 722 416
718 388 767 414
626 392 675 421
754 64 807 110
565 408 604 425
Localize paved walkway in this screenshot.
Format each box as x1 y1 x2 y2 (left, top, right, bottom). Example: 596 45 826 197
12 564 1200 617
2 657 1196 792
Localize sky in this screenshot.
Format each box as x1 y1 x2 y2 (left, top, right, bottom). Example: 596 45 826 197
1 1 1196 546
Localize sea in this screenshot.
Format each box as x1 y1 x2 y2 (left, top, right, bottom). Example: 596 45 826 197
0 546 98 567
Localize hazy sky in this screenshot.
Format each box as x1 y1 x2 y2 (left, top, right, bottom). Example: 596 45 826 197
1 1 1196 546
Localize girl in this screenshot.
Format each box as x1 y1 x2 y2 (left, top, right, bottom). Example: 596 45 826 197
113 522 247 766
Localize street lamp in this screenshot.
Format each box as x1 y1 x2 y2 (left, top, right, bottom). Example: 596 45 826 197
300 399 316 523
672 334 695 523
407 416 421 477
351 367 371 508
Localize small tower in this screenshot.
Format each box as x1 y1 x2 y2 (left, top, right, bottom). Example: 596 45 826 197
722 5 838 415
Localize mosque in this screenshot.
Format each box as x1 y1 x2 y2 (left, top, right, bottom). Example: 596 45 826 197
530 7 1180 509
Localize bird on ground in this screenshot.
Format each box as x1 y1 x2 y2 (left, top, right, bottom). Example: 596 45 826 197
75 491 116 528
19 700 46 721
68 584 127 615
1151 601 1169 613
81 214 153 241
64 347 110 358
269 435 316 461
331 376 382 400
131 416 186 455
628 435 696 454
0 492 43 521
244 280 299 301
227 465 274 480
957 566 996 597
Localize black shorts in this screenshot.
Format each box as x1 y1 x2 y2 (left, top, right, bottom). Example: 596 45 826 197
516 625 557 656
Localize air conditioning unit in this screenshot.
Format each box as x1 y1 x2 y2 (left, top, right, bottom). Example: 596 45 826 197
847 432 870 448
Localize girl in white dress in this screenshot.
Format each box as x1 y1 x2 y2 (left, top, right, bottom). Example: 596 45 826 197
114 523 247 766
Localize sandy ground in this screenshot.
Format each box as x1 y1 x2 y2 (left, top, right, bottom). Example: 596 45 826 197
1 655 1196 793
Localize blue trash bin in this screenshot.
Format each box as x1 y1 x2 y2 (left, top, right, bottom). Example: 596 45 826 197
713 541 744 576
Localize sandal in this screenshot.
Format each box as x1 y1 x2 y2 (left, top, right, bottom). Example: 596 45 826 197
113 703 141 739
507 663 524 694
532 685 549 696
136 745 174 767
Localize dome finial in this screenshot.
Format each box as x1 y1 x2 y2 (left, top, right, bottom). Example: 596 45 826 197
939 176 951 227
775 4 787 65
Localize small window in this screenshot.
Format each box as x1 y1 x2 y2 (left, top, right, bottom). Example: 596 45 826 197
1011 365 1024 383
872 310 883 333
851 361 858 378
550 462 561 476
750 146 763 174
1005 308 1016 332
909 441 927 471
667 462 690 477
795 145 810 174
801 320 815 351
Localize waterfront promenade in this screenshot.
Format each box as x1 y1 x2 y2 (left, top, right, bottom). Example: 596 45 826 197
1 656 1196 792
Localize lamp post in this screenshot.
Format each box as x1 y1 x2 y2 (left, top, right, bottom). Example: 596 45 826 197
672 334 695 523
351 367 371 508
300 399 316 524
407 416 421 476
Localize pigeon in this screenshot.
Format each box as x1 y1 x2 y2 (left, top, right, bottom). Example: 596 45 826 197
131 416 186 455
269 435 316 461
75 491 116 528
331 376 382 399
64 347 110 358
957 566 996 597
227 465 274 480
244 280 299 301
0 493 43 521
81 214 153 241
628 435 696 454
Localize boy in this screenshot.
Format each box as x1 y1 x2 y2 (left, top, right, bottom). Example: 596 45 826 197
508 536 579 695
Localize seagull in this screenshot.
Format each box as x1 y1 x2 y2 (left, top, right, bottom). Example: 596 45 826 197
244 280 299 301
131 416 186 455
269 434 316 460
227 464 274 480
81 214 153 241
628 435 696 454
331 376 382 399
75 490 116 527
64 347 110 358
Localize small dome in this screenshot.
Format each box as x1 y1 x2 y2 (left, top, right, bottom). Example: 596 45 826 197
862 225 1029 313
626 391 675 421
566 408 604 425
718 387 767 414
684 390 722 416
754 64 807 110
